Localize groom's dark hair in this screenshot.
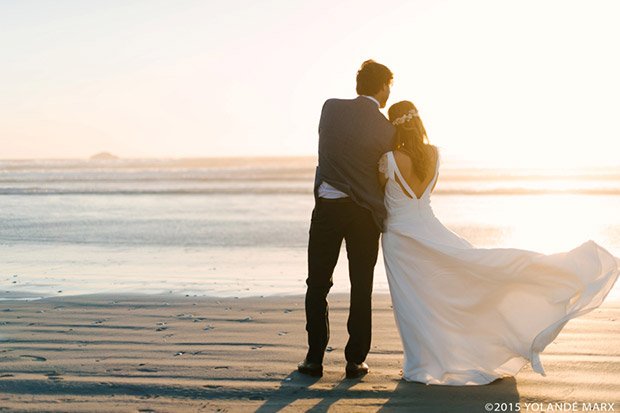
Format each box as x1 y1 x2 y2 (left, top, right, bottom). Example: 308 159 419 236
356 60 393 96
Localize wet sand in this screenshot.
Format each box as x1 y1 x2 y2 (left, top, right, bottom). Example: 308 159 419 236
0 293 618 412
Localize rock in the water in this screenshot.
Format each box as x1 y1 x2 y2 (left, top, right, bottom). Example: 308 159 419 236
89 152 119 161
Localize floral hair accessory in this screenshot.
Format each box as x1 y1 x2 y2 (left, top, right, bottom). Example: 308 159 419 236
392 109 419 126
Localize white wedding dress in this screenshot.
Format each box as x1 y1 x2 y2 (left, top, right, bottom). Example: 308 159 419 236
380 150 620 385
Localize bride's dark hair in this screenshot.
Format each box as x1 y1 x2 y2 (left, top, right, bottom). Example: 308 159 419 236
388 100 431 181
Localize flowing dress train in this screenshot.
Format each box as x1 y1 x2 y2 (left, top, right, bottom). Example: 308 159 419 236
380 150 620 385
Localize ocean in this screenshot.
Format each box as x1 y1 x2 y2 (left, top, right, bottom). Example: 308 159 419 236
2 156 620 298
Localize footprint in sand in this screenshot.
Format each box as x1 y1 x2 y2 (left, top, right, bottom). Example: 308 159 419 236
46 371 63 381
20 355 47 362
249 395 266 401
137 368 157 373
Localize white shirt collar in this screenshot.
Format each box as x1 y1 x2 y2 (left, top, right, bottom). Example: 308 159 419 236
360 95 380 107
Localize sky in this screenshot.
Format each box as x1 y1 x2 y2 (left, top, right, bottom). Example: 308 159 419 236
1 0 619 167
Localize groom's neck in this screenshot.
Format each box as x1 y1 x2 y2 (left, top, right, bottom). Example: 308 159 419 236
360 95 381 108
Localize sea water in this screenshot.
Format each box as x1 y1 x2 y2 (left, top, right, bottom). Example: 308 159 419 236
2 157 620 298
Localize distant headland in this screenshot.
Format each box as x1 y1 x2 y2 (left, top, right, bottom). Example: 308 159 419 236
90 152 119 160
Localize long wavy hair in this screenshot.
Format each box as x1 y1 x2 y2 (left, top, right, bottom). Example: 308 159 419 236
388 100 431 181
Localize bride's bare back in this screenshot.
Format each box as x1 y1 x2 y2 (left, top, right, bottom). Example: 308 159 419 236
380 145 438 199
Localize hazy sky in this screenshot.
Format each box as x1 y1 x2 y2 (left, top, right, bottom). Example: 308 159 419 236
1 0 619 167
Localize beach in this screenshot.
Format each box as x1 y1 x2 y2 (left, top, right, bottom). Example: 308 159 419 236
1 293 619 412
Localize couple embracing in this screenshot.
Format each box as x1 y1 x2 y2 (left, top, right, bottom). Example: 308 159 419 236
298 60 619 385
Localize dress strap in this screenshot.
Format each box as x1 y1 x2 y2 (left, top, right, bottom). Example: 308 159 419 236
389 151 417 199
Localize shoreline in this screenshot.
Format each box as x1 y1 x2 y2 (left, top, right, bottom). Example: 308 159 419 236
0 293 619 412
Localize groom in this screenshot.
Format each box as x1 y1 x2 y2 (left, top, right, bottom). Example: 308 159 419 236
299 60 396 378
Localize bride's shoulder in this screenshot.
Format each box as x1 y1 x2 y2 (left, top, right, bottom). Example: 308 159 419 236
378 150 396 167
392 148 407 160
378 151 392 163
392 149 411 164
392 149 414 175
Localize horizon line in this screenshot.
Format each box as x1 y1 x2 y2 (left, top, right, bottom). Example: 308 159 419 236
2 155 620 171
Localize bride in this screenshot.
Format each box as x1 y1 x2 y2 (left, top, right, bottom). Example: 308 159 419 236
379 100 620 386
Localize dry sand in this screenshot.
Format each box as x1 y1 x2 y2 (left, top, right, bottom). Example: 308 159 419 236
0 292 618 412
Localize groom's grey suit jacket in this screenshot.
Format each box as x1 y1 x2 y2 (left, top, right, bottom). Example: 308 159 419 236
314 96 396 230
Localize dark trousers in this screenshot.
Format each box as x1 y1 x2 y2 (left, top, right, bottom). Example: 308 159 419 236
304 198 380 364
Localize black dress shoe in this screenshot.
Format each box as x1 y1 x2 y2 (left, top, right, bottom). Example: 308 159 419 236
298 360 323 377
345 362 369 378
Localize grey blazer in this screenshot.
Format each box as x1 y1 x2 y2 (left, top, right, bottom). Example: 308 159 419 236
314 96 396 230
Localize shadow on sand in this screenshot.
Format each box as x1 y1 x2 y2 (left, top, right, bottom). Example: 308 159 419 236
256 371 519 412
378 377 520 412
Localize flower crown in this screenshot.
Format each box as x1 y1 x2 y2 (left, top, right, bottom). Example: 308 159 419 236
392 109 419 126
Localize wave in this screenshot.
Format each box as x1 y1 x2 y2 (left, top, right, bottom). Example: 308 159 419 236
3 157 620 196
